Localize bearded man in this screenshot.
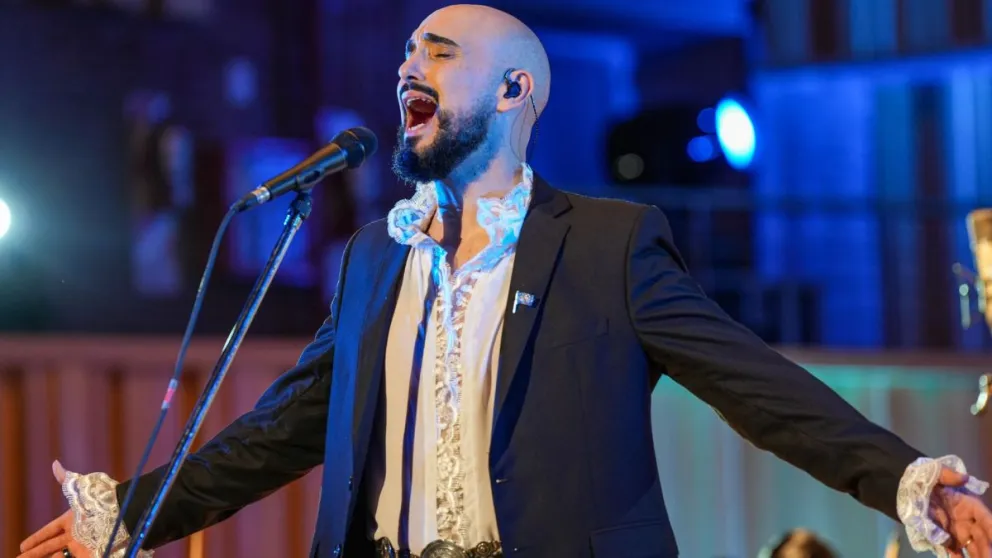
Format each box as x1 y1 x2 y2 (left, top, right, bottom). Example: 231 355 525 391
18 5 992 558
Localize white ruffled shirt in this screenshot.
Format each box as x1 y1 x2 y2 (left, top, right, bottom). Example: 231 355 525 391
58 161 985 556
369 164 532 552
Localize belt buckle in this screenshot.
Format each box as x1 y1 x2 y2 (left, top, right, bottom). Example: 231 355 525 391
377 538 396 558
421 540 469 558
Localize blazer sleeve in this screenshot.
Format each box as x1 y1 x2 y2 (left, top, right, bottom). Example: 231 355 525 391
625 205 924 521
114 229 360 549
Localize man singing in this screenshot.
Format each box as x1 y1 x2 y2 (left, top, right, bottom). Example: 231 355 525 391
18 4 992 558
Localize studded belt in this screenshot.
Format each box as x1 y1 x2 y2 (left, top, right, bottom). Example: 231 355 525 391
375 538 502 558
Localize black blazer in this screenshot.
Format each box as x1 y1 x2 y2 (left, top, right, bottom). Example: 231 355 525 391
118 176 924 557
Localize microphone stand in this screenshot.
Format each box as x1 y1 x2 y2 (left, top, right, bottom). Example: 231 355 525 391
123 192 314 557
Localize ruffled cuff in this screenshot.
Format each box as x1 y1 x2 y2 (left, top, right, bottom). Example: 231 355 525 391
897 455 989 557
62 470 154 558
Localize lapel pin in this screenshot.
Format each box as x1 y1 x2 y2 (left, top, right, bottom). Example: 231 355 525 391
513 291 536 314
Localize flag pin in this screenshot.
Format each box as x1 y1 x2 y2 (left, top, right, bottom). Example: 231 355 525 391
513 291 536 314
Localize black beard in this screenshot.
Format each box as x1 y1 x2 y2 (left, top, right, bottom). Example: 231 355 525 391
391 100 495 184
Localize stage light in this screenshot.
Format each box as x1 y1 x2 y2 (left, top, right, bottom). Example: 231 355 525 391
615 153 644 180
696 107 716 134
686 136 717 163
715 98 756 170
0 199 10 239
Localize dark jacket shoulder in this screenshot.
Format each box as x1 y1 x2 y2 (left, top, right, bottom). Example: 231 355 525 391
561 189 653 222
346 217 392 253
546 181 660 246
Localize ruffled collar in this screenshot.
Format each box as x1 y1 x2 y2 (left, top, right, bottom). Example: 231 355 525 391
386 163 533 249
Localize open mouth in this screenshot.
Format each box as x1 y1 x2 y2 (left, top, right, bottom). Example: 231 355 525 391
403 92 438 136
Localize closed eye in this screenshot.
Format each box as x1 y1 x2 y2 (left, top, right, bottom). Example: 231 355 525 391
404 33 459 60
404 46 454 61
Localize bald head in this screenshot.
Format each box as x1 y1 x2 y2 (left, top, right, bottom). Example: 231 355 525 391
424 5 551 114
392 4 550 184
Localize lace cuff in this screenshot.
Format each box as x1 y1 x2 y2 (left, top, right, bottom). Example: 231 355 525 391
897 455 989 557
62 470 153 558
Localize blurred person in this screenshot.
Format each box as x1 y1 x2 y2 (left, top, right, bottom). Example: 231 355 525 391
758 528 838 558
315 105 378 304
125 92 195 297
17 4 992 558
318 167 360 305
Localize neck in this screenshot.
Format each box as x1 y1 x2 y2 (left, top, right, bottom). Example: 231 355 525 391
433 150 523 228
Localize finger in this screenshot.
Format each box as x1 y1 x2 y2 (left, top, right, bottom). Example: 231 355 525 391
68 540 94 558
953 493 992 558
954 526 987 558
952 522 975 554
20 511 71 552
972 499 992 535
967 527 991 558
15 533 71 558
934 501 951 526
946 537 966 558
49 542 94 558
941 466 971 488
52 460 67 484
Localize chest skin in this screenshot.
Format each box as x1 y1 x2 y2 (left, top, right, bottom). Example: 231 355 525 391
427 215 492 271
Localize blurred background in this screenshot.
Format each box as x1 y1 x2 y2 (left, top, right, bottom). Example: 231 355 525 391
2 0 992 556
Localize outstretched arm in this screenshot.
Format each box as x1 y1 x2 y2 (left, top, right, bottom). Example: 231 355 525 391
117 228 360 549
18 229 360 558
114 345 335 548
624 205 992 557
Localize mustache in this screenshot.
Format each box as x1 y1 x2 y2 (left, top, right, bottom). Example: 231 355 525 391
400 82 439 103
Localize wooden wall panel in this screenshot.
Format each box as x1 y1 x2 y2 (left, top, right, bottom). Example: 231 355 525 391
0 337 314 557
2 336 992 556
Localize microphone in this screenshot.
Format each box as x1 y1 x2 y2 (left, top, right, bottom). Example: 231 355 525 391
953 208 992 415
233 126 377 212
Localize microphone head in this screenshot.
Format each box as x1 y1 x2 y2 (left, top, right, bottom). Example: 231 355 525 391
333 126 378 169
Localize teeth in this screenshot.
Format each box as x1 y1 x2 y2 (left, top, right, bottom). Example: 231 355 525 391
402 93 436 133
404 95 436 107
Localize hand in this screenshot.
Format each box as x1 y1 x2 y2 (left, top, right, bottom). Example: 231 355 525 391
931 466 992 558
17 461 93 558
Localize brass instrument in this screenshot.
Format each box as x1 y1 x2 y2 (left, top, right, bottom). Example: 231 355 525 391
883 527 900 558
954 209 992 415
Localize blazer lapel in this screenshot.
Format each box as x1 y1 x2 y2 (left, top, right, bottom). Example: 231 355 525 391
353 233 409 445
493 176 571 432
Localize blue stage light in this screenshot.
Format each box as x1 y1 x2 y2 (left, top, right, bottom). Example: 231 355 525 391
0 199 10 239
715 98 756 170
686 136 717 163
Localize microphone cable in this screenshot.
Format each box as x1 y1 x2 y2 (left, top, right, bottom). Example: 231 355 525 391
101 205 238 558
